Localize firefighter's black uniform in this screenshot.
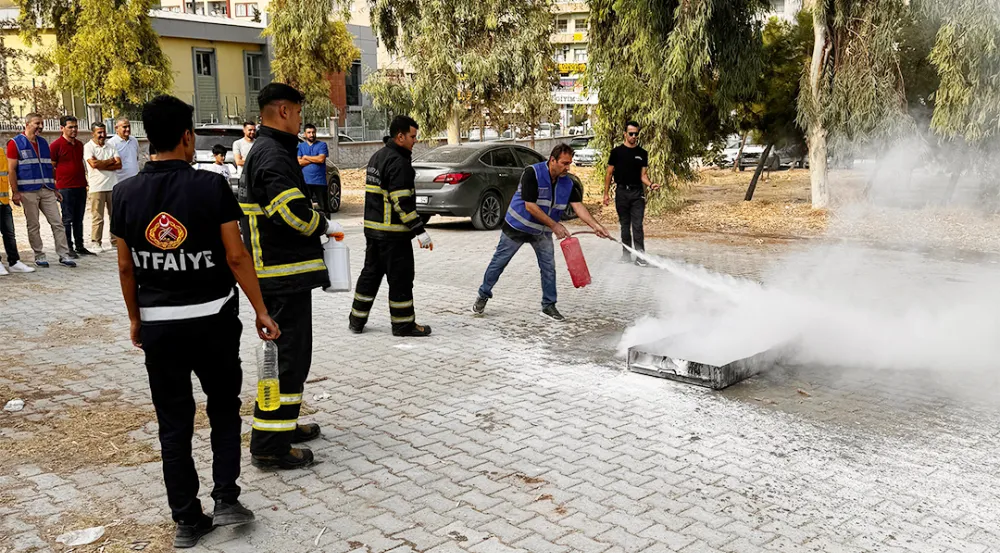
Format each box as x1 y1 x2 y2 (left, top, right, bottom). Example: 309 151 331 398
111 161 245 523
349 142 426 334
238 125 329 458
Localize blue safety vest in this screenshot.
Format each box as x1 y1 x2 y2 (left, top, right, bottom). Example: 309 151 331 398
504 161 574 235
12 133 55 192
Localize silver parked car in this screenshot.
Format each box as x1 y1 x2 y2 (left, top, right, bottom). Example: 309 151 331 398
414 143 583 230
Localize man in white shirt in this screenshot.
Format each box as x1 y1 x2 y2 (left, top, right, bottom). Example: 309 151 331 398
108 116 139 183
84 123 122 251
232 121 255 178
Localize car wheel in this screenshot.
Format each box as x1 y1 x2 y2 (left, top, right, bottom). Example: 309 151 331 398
328 176 341 213
472 190 504 230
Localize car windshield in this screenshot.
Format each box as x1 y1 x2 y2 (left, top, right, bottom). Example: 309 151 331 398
195 128 244 152
415 146 475 163
570 138 591 148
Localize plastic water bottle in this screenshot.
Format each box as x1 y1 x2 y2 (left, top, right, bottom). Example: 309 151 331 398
322 234 351 293
256 341 280 411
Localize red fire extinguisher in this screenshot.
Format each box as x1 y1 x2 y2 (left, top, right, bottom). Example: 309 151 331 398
561 234 592 288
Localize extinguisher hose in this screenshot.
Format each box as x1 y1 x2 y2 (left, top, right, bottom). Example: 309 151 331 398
569 230 623 245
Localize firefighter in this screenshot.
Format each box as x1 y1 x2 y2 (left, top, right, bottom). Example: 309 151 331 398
112 95 277 548
349 115 433 336
239 83 342 470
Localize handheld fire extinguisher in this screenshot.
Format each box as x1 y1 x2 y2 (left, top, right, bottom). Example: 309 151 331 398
560 232 593 288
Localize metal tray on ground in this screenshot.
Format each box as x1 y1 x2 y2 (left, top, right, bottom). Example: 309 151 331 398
627 331 775 390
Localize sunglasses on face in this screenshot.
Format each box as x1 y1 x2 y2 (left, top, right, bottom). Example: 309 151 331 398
627 132 639 137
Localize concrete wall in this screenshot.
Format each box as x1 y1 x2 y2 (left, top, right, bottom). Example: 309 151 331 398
326 137 570 169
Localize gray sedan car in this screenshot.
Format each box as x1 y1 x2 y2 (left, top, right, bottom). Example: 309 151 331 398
414 143 583 230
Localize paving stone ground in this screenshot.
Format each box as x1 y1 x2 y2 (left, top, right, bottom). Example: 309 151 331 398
1 209 999 553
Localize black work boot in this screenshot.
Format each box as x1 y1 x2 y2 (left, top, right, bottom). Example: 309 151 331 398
392 323 432 337
348 314 365 334
213 500 254 527
293 423 321 443
251 447 315 470
472 296 488 315
173 514 215 548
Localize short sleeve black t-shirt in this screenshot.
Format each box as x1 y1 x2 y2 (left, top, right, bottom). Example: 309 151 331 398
608 145 648 188
111 160 244 310
501 166 583 241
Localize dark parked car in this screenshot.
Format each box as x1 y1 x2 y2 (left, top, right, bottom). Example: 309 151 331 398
414 143 583 230
195 124 342 212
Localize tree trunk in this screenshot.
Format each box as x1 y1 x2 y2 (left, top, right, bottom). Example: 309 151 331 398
447 107 461 145
862 159 879 201
529 124 536 150
733 133 748 172
807 5 832 209
745 143 773 201
944 171 961 205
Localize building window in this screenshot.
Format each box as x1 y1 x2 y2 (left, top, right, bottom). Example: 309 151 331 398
235 3 249 16
770 0 784 12
345 62 361 107
573 48 587 63
555 18 568 33
555 45 570 63
574 16 589 32
195 51 213 76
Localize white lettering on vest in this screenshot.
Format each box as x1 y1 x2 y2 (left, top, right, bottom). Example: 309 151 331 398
151 252 164 270
163 253 179 271
130 248 218 271
203 252 215 268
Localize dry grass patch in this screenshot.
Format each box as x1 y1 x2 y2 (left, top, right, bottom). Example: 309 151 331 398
37 511 173 553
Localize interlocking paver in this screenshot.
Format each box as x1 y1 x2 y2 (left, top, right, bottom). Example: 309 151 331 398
3 213 1000 553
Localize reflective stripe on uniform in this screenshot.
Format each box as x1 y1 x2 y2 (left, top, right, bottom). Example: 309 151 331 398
391 315 415 324
351 308 370 318
399 210 419 223
139 289 235 323
364 220 410 233
279 394 302 405
389 189 412 199
240 202 264 215
365 185 387 196
0 171 8 177
264 188 306 215
354 292 375 303
0 192 8 198
506 206 548 232
248 212 264 269
252 418 297 431
389 299 413 309
554 203 568 210
256 258 326 278
536 199 552 207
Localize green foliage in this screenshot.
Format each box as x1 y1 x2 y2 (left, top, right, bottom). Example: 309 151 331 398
587 0 768 188
52 0 171 112
14 0 77 45
797 0 914 157
366 0 557 138
362 69 415 118
264 0 360 111
750 14 812 149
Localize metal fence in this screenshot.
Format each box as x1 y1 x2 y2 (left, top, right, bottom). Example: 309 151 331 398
0 117 147 137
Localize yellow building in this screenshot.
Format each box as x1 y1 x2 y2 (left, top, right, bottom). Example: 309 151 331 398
0 7 268 124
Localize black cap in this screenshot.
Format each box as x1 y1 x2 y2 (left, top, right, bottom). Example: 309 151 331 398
257 82 305 110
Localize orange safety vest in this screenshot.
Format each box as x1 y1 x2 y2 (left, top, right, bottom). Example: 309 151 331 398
0 153 9 206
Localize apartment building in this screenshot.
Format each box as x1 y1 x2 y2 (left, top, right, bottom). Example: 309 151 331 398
550 1 596 130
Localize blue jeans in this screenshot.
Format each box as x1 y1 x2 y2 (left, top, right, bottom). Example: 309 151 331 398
0 203 18 265
478 232 557 308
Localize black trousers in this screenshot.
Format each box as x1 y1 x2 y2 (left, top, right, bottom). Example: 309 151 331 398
616 187 646 256
60 187 87 250
141 300 243 524
250 290 313 456
305 184 331 215
350 237 416 332
0 203 19 265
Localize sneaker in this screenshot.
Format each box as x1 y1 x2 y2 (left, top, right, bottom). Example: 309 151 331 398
8 261 35 273
292 423 321 443
212 500 254 527
173 514 215 549
101 244 114 252
472 296 488 315
59 256 77 268
0 263 8 276
75 247 97 256
35 259 49 268
251 447 315 470
542 304 566 322
90 241 102 253
635 258 649 267
67 250 79 259
392 324 432 337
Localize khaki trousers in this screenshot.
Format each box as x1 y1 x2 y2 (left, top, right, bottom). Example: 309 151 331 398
89 191 117 246
21 188 69 260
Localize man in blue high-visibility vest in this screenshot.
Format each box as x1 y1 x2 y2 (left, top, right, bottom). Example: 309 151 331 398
473 143 608 321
